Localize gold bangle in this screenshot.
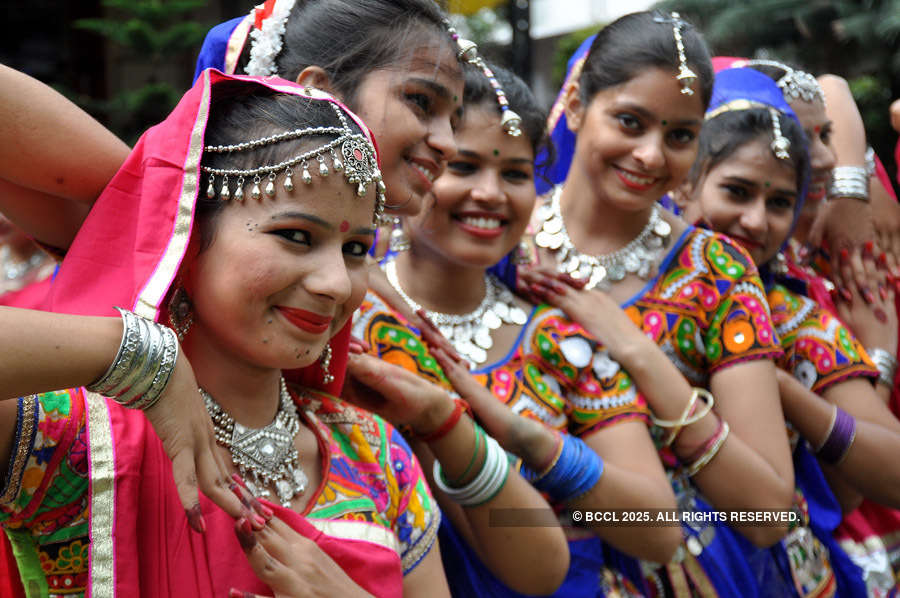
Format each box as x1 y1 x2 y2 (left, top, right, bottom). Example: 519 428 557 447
684 421 730 477
651 388 716 447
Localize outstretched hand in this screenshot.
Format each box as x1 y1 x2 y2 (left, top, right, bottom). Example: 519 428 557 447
229 515 373 598
141 349 248 532
344 352 455 435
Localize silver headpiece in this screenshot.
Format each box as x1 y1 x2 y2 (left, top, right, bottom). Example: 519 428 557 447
445 22 523 137
655 12 697 96
745 59 825 105
201 97 386 223
705 100 792 161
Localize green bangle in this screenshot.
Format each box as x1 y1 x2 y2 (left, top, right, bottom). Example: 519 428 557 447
448 422 484 487
470 452 512 507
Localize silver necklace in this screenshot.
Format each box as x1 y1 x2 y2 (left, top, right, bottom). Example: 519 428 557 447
534 186 672 289
384 259 528 365
201 377 308 506
0 246 47 281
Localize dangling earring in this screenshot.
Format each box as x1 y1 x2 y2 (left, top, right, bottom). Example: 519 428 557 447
168 285 194 341
772 252 788 276
320 343 334 384
389 217 410 253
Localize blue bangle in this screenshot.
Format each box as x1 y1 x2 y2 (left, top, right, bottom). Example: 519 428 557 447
528 434 603 503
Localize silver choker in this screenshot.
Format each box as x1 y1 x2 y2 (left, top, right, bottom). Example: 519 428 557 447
534 186 672 289
201 377 308 507
384 259 528 366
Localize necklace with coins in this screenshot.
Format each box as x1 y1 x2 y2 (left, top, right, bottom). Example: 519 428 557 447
534 186 672 290
201 377 308 506
384 259 528 366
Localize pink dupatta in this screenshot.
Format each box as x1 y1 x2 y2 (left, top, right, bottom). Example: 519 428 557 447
39 70 399 597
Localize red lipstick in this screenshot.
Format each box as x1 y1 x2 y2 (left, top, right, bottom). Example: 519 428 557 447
276 307 332 334
729 234 763 251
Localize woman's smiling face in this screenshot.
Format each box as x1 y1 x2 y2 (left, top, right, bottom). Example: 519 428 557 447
183 172 376 371
353 42 463 217
405 103 536 269
564 67 705 212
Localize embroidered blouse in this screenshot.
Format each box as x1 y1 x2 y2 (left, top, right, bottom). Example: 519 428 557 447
353 291 651 439
768 284 877 393
0 388 439 597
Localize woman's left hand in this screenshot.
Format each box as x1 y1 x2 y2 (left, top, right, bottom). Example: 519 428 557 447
522 268 644 357
344 353 455 436
229 516 373 598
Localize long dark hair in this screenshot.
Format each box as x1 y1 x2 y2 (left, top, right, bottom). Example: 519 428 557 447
579 10 714 109
238 0 456 109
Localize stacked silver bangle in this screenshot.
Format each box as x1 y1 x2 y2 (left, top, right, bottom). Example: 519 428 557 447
827 166 869 202
87 307 179 410
433 434 510 507
867 347 898 389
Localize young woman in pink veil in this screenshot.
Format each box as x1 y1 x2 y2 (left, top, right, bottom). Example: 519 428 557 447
0 71 459 598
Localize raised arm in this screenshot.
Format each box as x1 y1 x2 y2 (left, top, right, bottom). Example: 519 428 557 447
0 64 129 248
0 306 245 527
529 279 795 547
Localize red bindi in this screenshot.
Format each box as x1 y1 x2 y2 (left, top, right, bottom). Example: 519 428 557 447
340 220 349 232
814 126 821 134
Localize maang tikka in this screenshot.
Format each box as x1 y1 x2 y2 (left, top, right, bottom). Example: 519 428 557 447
654 12 697 96
200 97 386 224
445 22 523 137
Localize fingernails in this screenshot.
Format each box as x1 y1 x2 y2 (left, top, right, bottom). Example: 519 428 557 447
878 252 889 267
875 307 888 323
229 590 254 598
252 513 267 528
349 342 365 354
862 287 876 305
864 241 875 256
529 282 552 296
562 274 587 289
186 504 206 534
251 497 274 520
880 284 889 301
235 518 256 550
550 281 569 294
840 248 850 264
839 287 853 303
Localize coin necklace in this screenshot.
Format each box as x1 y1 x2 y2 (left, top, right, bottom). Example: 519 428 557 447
534 186 672 290
384 259 528 366
201 377 308 507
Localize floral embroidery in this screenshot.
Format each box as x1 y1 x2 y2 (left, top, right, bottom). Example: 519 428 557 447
769 284 877 393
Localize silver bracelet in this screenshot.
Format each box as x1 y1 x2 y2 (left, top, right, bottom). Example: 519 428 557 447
433 434 510 507
867 347 897 388
87 308 180 410
827 166 869 202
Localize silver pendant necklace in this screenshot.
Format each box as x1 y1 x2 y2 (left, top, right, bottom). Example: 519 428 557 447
384 259 528 366
534 186 672 289
201 377 308 507
0 246 47 281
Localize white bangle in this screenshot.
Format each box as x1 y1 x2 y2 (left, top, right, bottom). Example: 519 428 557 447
433 434 510 507
867 347 897 389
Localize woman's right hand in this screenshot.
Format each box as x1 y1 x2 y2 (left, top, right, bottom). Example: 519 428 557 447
142 349 246 531
344 352 455 435
230 516 373 598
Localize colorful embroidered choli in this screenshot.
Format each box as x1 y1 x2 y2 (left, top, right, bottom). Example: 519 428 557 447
0 388 439 597
768 283 877 392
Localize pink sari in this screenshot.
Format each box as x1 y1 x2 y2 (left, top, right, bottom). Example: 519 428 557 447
3 70 417 597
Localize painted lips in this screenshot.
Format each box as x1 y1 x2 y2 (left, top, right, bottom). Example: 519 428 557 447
276 306 333 334
614 167 658 191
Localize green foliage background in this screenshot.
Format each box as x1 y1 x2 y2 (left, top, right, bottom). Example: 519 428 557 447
653 0 900 191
